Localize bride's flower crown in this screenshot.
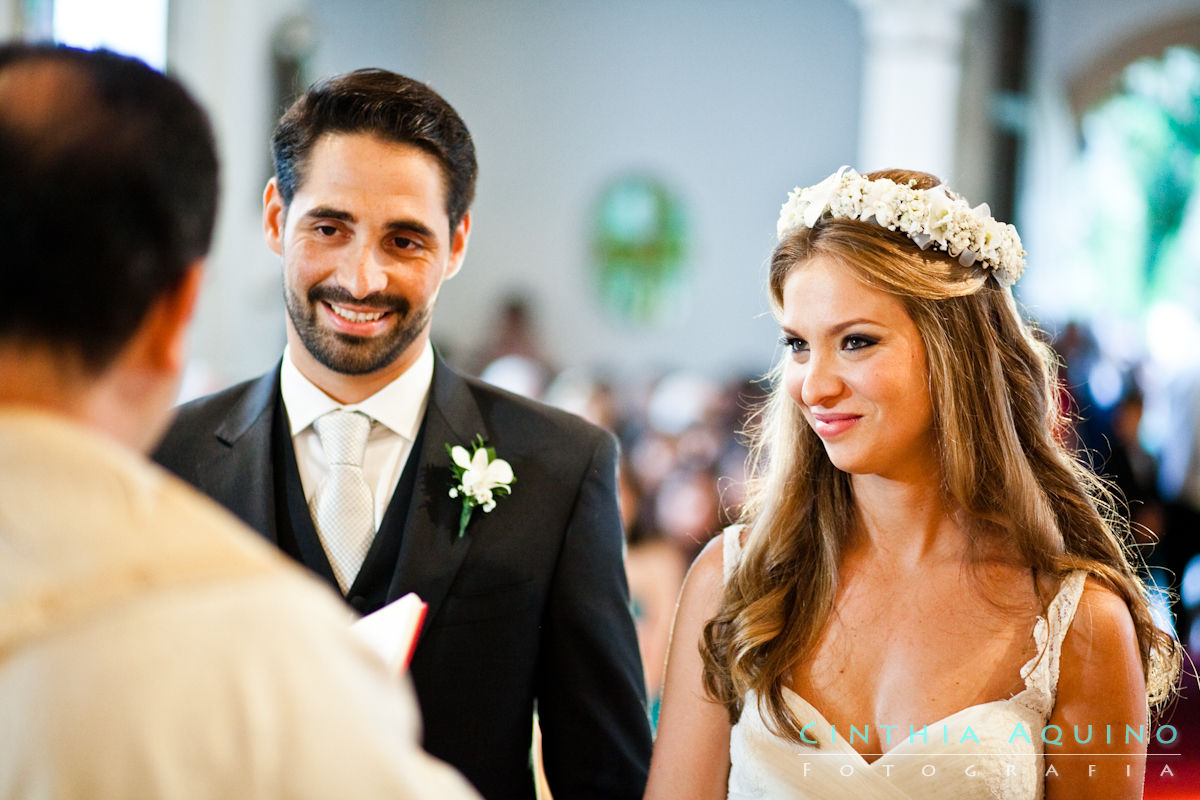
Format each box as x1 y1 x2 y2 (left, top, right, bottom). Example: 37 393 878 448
776 166 1026 287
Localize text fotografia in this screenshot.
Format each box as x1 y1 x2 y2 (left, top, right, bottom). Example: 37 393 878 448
794 762 1181 780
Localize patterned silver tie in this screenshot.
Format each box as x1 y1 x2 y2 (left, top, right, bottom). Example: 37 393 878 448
313 409 375 592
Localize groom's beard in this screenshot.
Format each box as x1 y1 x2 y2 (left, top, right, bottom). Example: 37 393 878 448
285 282 429 376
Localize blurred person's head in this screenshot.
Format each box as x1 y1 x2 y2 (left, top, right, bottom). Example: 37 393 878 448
264 69 476 402
646 370 720 437
654 467 719 559
479 355 548 400
545 369 619 432
628 431 677 495
617 458 645 542
1112 381 1145 448
0 43 217 451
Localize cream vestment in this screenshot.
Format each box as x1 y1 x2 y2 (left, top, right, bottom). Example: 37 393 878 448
0 409 478 799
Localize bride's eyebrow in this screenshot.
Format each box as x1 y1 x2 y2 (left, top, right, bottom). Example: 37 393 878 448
828 318 879 333
785 318 882 338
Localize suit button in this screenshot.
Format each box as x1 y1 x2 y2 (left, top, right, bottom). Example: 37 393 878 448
349 595 371 613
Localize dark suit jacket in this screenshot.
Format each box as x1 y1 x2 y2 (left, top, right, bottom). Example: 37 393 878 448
154 353 652 799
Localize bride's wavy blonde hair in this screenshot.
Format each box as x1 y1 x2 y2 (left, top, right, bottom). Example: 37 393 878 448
701 169 1181 742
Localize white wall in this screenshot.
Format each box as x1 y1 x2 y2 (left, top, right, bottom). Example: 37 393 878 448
168 0 305 393
0 0 16 39
159 0 1200 391
244 0 864 385
180 0 864 388
1033 0 1200 83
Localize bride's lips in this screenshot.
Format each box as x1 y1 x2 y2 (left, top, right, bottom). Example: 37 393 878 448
321 300 393 335
810 412 861 438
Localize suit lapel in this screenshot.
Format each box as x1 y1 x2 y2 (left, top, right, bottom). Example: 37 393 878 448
208 357 485 626
387 354 485 627
208 367 281 544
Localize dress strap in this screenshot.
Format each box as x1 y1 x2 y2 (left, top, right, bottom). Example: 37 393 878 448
722 524 746 584
1018 570 1088 712
1045 570 1088 652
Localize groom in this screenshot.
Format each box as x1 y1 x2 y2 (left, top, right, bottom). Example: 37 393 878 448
155 68 651 799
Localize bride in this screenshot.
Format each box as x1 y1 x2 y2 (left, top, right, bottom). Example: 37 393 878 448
644 168 1180 799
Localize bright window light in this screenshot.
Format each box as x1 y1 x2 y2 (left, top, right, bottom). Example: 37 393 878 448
53 0 168 70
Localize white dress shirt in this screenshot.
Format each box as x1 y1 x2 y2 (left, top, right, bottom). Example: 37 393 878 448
280 342 434 528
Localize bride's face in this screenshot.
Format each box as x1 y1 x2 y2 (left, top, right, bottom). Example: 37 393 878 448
779 256 937 483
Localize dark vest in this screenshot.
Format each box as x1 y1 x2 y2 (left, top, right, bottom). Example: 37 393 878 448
271 394 427 615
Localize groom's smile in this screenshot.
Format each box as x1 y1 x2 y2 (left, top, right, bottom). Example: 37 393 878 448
311 282 409 338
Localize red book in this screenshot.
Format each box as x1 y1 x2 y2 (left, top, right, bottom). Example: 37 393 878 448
351 592 427 676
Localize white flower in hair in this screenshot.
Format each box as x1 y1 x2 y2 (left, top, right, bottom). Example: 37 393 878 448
776 166 1026 287
800 169 846 228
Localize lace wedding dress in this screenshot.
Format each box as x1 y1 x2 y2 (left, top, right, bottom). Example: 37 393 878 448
723 530 1087 799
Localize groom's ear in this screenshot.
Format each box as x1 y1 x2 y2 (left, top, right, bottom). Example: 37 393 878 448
263 178 286 256
443 211 471 281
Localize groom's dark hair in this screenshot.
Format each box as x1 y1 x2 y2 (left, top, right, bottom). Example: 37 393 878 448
271 68 477 233
0 42 219 373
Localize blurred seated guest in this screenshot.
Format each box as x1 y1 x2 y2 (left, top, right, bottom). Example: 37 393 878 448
646 167 1180 799
620 463 688 730
1053 320 1109 456
468 293 554 379
654 466 723 563
1104 380 1164 544
544 368 621 433
479 354 550 399
0 43 478 800
1153 330 1200 652
646 370 723 442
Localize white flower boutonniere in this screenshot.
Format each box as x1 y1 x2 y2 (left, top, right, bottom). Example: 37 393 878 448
446 435 514 538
